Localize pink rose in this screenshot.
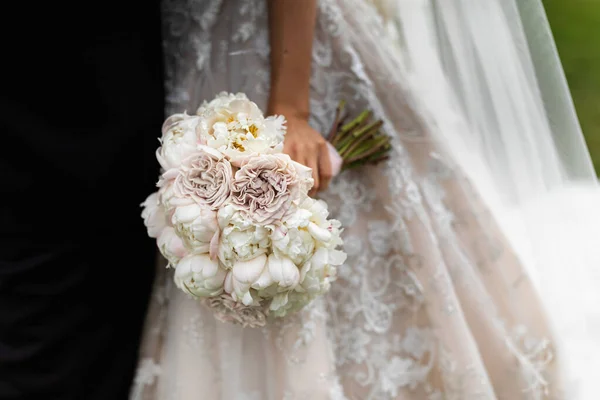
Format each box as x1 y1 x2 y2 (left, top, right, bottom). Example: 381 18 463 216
174 146 233 210
231 154 313 225
203 293 268 328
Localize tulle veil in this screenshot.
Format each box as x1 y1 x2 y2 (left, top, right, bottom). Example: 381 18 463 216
376 0 600 397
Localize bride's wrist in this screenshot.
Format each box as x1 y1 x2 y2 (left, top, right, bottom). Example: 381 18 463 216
267 95 310 121
267 100 310 121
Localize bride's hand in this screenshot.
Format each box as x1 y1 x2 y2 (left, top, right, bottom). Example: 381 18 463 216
266 0 325 195
279 111 332 196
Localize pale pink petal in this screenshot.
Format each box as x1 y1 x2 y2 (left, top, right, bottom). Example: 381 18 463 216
209 229 220 261
326 142 343 177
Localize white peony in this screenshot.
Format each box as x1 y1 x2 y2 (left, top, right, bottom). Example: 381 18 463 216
299 247 346 295
158 179 193 215
270 198 343 266
217 205 271 268
141 192 167 238
227 254 270 306
157 227 187 267
297 197 344 249
171 203 219 254
271 223 315 266
225 253 299 306
156 113 202 171
174 254 227 297
267 254 300 289
264 114 287 144
195 92 250 115
195 92 284 162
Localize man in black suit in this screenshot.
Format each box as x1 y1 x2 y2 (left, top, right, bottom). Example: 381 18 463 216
0 1 164 398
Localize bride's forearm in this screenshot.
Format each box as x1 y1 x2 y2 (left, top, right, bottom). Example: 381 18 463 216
267 0 317 120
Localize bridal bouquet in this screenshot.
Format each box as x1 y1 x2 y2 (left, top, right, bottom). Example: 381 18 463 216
141 92 347 327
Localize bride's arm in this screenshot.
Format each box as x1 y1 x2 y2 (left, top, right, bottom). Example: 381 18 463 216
267 0 332 195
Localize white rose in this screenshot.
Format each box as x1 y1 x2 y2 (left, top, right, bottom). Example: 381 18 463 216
171 203 219 254
141 192 167 238
157 113 202 170
157 227 187 267
174 254 227 297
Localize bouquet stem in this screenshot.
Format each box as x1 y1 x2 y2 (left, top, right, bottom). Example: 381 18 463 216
327 100 391 172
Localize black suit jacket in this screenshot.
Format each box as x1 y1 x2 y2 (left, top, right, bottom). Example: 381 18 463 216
0 2 164 398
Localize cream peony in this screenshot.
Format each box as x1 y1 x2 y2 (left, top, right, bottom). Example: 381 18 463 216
174 254 227 297
157 227 188 267
299 247 346 295
271 223 315 266
231 154 313 225
228 254 270 306
159 179 193 215
226 253 299 306
196 92 285 161
217 205 271 267
171 203 219 254
298 197 344 248
174 145 233 210
141 192 167 238
267 254 300 289
156 113 203 171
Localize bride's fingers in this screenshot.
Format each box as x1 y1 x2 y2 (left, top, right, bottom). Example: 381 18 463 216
283 141 294 160
318 142 332 192
305 154 320 197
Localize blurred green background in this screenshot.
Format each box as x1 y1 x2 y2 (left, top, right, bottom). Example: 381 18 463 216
545 0 600 174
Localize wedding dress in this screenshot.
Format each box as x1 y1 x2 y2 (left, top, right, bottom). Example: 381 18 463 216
131 0 600 399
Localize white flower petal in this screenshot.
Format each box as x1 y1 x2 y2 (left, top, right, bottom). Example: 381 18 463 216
268 254 299 289
232 254 268 286
174 254 226 297
252 263 275 290
241 291 255 306
308 222 332 243
329 249 347 266
270 292 289 311
224 271 234 294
